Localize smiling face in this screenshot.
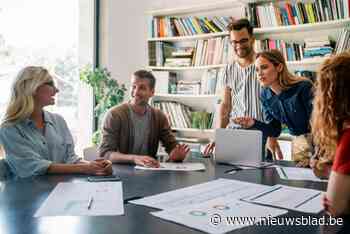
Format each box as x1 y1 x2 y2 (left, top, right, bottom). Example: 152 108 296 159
255 56 282 88
33 78 59 108
130 75 154 106
230 28 255 58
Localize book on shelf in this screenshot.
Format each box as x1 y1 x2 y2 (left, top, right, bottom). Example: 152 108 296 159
176 81 201 95
164 57 192 67
192 37 233 66
152 101 214 129
152 71 177 94
245 0 350 28
148 41 176 66
335 28 350 54
255 39 305 61
150 16 232 37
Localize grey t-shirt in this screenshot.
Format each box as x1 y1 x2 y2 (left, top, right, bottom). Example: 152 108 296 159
128 106 151 155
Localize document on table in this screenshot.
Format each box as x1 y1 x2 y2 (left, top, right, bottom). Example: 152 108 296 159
276 166 328 182
129 178 269 210
243 184 323 213
135 162 206 171
152 196 287 234
34 182 124 217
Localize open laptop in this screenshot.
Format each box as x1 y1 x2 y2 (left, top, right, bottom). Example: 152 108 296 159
214 128 273 168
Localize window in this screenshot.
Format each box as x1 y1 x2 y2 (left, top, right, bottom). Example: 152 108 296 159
0 0 88 153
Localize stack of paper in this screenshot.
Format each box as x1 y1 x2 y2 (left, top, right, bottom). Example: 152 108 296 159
276 166 328 182
243 184 323 213
34 182 124 217
152 196 287 234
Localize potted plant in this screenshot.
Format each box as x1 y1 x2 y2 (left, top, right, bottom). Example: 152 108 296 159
80 66 127 145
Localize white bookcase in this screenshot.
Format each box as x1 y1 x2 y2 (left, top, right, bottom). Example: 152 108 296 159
146 0 350 141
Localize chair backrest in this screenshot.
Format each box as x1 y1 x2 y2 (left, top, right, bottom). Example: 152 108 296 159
83 146 98 161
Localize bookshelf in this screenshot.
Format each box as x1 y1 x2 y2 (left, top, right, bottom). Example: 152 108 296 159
146 0 350 141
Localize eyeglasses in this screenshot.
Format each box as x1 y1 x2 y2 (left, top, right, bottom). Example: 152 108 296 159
43 81 57 89
230 38 250 46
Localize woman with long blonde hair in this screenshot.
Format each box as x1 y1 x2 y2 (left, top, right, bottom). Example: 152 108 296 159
311 52 350 216
233 49 313 166
0 66 112 178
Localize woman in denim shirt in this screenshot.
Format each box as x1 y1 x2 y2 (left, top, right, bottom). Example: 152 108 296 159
233 50 313 166
0 66 112 178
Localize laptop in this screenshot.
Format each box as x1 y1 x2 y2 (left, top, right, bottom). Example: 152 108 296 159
214 128 273 168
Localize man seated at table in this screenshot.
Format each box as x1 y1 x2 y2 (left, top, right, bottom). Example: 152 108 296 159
99 70 189 167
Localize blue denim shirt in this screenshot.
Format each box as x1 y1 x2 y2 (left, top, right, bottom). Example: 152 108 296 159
253 80 313 137
0 111 81 178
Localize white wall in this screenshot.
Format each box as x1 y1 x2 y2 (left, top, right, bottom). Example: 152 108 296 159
99 0 244 98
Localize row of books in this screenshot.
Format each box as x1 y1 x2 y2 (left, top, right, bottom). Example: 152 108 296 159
150 16 232 38
175 69 224 95
335 28 350 54
245 0 350 28
304 36 333 58
148 37 233 67
193 37 233 66
255 39 305 61
152 101 193 128
152 101 214 129
148 42 174 66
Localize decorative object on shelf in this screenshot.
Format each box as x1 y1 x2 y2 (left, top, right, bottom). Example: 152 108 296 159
80 66 127 145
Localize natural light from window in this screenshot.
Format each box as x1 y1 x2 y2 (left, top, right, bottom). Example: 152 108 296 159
0 0 81 149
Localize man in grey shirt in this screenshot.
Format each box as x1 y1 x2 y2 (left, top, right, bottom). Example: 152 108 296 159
99 70 190 167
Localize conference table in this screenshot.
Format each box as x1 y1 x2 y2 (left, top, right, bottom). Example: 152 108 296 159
0 157 348 234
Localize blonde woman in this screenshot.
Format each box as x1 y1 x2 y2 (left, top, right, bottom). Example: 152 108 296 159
311 53 350 216
233 50 313 166
0 66 112 178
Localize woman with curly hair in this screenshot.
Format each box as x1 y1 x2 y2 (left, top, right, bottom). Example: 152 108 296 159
311 52 350 216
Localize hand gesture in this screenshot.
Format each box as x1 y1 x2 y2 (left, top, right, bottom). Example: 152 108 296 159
232 116 255 128
86 159 113 175
267 137 284 160
203 142 215 157
133 156 160 168
169 144 190 162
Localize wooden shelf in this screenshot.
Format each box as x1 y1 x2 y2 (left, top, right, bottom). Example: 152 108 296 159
149 58 324 72
147 19 350 42
148 64 227 70
254 19 350 35
155 94 219 98
146 0 241 16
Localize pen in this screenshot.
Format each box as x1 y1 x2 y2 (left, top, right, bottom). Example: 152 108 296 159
87 196 94 210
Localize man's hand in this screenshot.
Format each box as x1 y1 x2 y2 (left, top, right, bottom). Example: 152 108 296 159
267 137 284 160
133 156 160 168
203 142 215 157
232 116 255 128
169 144 190 162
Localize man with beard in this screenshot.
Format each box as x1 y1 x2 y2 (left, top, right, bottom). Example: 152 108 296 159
99 70 189 167
204 18 282 160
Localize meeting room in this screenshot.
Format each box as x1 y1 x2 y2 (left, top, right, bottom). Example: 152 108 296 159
0 0 350 233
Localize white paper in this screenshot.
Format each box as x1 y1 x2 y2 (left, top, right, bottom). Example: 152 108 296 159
130 178 269 210
243 184 323 213
152 196 287 234
276 166 328 182
135 162 206 171
34 182 124 217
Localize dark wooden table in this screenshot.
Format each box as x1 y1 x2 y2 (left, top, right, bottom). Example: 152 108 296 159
0 159 348 234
